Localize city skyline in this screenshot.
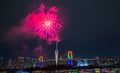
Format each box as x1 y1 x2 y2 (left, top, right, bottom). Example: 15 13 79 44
0 0 120 58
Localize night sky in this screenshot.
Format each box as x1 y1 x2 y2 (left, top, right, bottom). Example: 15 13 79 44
0 0 120 58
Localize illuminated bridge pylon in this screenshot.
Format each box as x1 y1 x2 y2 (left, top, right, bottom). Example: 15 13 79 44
67 50 73 66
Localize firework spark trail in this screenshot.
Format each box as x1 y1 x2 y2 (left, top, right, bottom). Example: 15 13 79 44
25 4 62 43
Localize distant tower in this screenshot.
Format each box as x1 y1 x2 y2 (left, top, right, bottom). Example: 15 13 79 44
55 42 58 66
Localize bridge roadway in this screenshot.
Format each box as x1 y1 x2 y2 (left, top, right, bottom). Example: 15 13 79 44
44 58 120 62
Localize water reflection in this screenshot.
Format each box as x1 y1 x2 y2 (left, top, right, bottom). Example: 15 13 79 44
0 68 120 73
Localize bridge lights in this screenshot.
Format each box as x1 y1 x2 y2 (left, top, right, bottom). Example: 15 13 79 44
67 60 73 66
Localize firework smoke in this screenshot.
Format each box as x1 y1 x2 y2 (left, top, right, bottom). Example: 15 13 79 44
1 3 63 57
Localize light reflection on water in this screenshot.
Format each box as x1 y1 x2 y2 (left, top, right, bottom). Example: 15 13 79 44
30 68 119 73
0 68 120 73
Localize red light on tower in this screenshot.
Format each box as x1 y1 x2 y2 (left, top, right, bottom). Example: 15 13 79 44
39 56 43 62
68 51 73 60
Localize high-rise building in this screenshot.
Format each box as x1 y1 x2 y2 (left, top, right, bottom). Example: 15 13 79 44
8 59 12 67
25 57 31 68
18 57 24 67
26 57 31 65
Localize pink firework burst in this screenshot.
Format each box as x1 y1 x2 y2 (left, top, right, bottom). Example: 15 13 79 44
25 4 62 43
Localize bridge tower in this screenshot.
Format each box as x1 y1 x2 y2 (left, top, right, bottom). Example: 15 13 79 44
68 51 73 59
67 50 73 66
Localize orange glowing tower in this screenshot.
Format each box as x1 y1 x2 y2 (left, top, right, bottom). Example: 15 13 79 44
67 50 73 66
68 50 73 60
